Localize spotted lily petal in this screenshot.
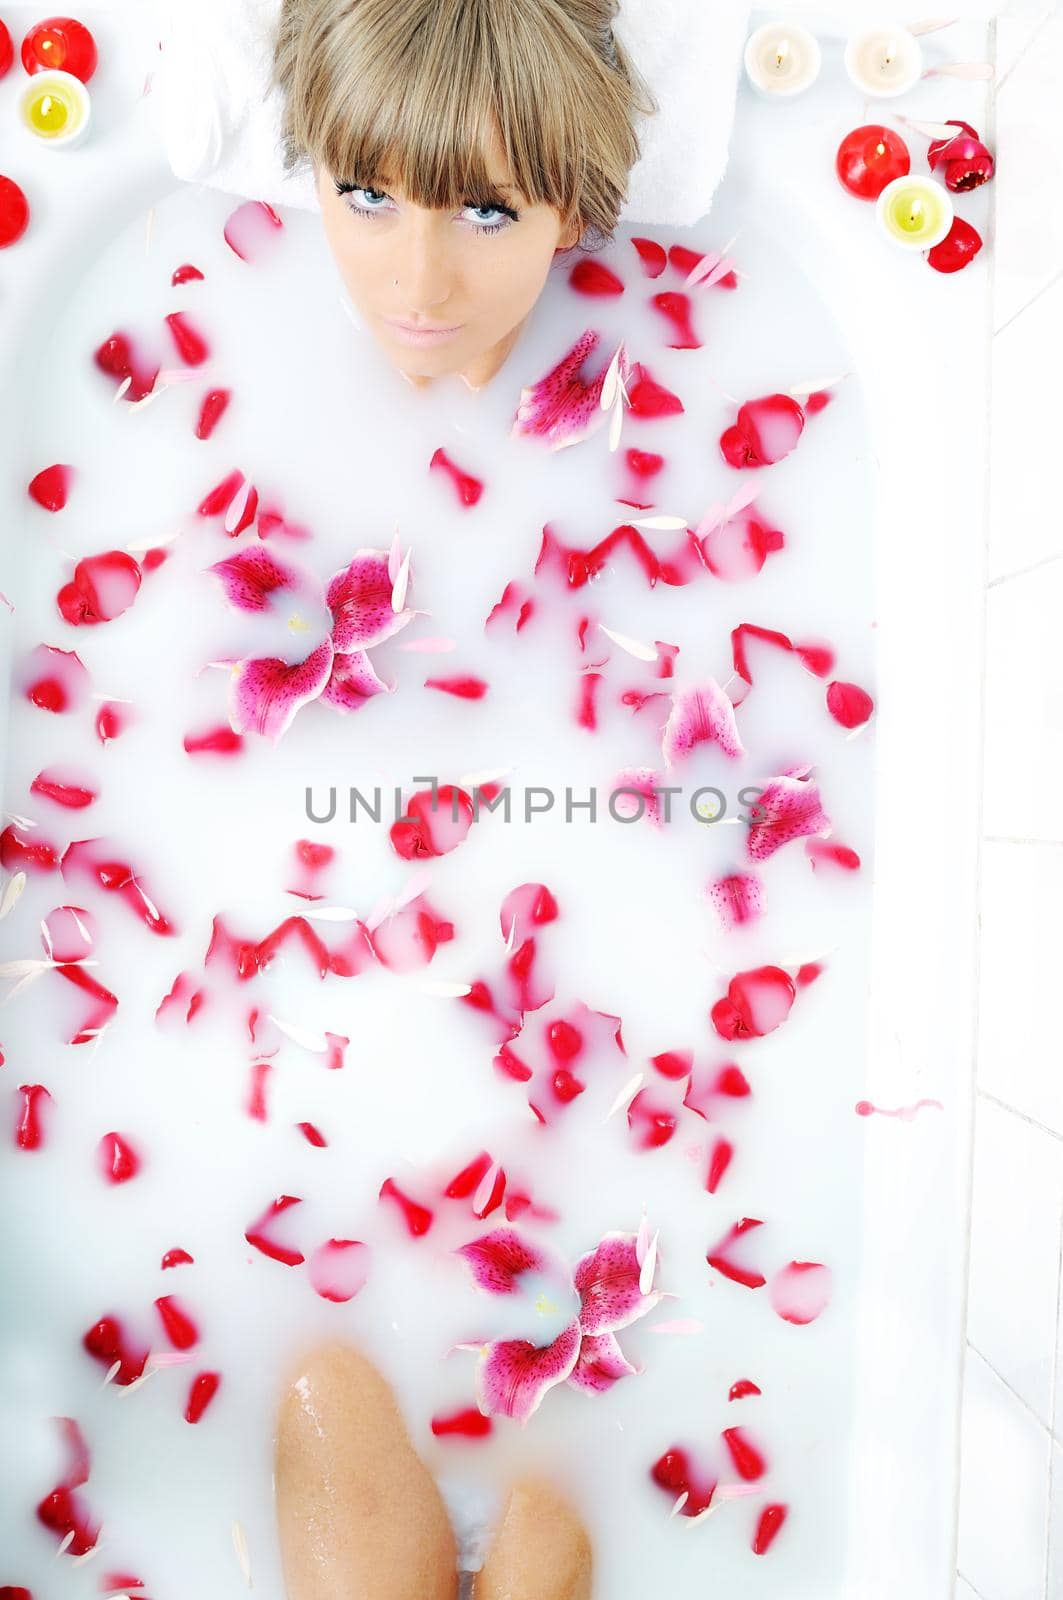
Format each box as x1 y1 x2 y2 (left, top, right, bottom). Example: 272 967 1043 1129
566 1331 639 1394
474 1321 582 1422
319 648 392 713
747 774 831 860
456 1227 557 1295
327 550 415 651
662 680 744 767
228 639 334 743
207 548 309 613
574 1232 662 1337
511 330 630 451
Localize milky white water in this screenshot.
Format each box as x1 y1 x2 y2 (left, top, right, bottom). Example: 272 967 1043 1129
0 160 876 1598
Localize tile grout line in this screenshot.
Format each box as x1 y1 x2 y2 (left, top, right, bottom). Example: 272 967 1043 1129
977 1088 1063 1146
951 20 999 1591
993 260 1063 340
987 547 1063 589
957 1569 991 1600
994 3 1056 93
983 835 1063 847
967 1340 1057 1442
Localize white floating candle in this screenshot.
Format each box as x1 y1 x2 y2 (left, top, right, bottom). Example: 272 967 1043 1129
844 27 924 98
875 174 954 250
744 22 822 97
17 68 92 147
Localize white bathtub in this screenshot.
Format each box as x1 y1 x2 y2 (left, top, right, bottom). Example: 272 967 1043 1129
0 6 992 1597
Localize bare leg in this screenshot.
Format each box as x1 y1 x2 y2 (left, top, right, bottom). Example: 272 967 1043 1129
273 1341 458 1600
472 1477 592 1600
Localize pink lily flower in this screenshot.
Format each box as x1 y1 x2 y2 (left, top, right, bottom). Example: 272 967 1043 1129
456 1225 663 1423
206 542 420 743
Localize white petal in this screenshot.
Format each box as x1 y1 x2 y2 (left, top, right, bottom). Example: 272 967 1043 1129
599 624 658 662
0 872 27 920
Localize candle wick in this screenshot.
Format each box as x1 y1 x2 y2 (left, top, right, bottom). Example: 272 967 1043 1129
775 37 790 67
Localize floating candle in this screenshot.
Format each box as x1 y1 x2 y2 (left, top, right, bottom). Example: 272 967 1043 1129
17 69 92 148
20 15 98 81
836 125 911 200
0 175 30 247
743 22 822 97
845 28 924 97
875 175 954 251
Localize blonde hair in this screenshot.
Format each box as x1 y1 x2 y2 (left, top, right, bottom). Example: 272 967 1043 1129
271 0 658 248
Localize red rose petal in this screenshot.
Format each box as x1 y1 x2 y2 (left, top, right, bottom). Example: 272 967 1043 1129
165 311 210 365
569 258 625 296
195 387 231 439
429 446 484 506
28 463 74 511
632 236 668 278
185 1370 221 1423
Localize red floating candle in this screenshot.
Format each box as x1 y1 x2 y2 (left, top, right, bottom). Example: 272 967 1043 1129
21 15 97 81
0 174 29 247
836 124 910 200
0 18 14 77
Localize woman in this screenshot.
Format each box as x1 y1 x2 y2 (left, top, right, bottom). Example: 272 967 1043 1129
272 0 656 390
268 2 657 1595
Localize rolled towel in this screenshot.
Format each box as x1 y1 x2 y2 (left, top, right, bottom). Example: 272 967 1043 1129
156 0 750 226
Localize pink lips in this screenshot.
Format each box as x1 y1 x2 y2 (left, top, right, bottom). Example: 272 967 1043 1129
383 316 464 347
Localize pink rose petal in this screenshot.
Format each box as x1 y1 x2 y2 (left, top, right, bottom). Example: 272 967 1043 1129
223 199 284 262
769 1260 832 1325
309 1238 371 1302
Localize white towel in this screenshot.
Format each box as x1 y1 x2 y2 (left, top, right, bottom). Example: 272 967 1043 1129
155 0 751 228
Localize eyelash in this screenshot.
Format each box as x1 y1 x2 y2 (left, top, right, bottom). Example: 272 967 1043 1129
334 182 519 235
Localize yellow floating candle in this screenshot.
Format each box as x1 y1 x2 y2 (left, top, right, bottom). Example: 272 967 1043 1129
875 175 954 251
17 69 91 148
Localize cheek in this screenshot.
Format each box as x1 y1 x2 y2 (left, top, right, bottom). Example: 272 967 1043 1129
485 237 557 315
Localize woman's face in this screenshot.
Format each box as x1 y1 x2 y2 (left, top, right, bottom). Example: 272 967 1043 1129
315 131 581 386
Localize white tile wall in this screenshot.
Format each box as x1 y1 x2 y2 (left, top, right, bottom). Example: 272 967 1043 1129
956 5 1063 1598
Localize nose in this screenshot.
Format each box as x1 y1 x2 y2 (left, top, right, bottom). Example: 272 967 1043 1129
396 213 455 315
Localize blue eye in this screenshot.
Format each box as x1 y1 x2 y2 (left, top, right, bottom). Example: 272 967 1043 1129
334 181 518 235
